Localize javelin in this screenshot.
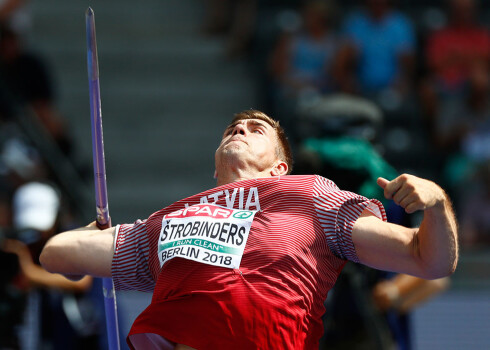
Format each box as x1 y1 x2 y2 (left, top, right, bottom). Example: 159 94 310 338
86 7 121 350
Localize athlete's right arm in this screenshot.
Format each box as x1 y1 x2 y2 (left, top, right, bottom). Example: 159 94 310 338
40 221 115 280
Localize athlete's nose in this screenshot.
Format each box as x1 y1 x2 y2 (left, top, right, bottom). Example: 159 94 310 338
232 123 246 136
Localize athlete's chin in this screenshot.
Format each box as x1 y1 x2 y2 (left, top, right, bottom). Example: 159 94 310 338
216 147 248 165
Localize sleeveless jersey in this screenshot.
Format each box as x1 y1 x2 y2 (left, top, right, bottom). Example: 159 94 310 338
111 175 386 349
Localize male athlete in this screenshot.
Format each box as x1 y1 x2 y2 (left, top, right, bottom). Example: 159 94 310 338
40 110 458 350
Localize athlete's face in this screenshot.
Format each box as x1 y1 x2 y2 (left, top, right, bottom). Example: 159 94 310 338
215 118 280 174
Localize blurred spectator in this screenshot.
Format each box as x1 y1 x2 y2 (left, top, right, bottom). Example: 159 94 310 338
335 0 416 102
0 249 25 348
268 0 339 140
372 273 450 350
202 0 257 58
435 64 490 154
459 162 490 248
0 25 73 155
270 0 339 97
434 63 490 200
426 0 489 94
0 0 31 35
421 0 490 120
0 192 25 349
0 117 50 194
1 182 99 349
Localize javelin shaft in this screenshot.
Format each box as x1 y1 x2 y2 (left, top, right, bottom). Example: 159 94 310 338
86 7 110 228
86 8 121 350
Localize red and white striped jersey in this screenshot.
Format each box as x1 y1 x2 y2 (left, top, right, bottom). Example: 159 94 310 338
112 175 386 349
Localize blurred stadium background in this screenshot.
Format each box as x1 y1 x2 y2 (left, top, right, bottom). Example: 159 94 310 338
1 0 488 349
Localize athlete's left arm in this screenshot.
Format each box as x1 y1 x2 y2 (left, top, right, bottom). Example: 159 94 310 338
352 174 458 280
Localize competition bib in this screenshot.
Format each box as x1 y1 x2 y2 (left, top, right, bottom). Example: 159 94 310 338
158 203 256 269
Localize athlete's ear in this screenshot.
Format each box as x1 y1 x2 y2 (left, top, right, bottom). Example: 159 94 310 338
213 170 218 179
270 160 288 176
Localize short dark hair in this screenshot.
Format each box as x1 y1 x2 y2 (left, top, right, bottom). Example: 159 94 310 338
229 110 293 174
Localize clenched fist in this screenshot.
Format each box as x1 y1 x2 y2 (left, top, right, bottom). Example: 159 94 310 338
377 174 447 214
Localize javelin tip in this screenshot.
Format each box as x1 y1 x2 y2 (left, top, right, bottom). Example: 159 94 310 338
86 7 94 17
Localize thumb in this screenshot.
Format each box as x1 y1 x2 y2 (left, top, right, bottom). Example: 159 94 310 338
377 177 390 189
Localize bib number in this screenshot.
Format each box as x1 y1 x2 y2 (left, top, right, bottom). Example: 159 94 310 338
158 203 256 269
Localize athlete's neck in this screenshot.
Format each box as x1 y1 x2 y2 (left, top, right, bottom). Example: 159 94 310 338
216 169 272 186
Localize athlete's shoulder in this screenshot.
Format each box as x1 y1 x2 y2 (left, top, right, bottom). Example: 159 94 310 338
264 175 343 199
311 175 340 192
281 174 340 192
245 174 341 193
